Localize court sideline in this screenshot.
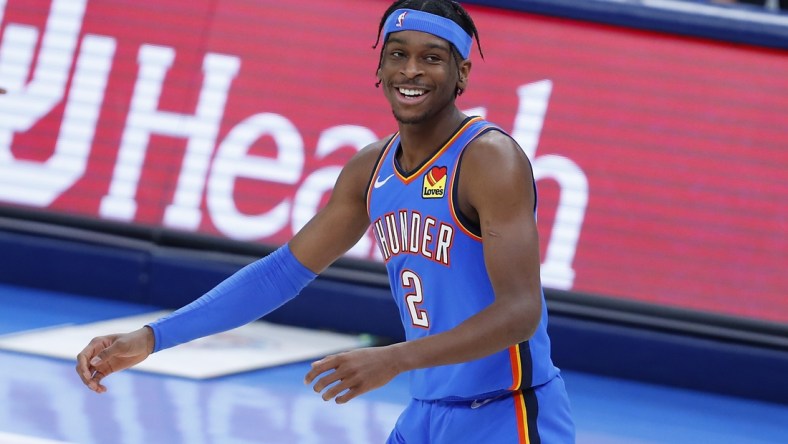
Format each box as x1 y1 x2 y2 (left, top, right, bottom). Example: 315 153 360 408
1 283 786 443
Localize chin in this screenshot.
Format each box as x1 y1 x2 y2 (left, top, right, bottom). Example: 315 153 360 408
393 110 430 125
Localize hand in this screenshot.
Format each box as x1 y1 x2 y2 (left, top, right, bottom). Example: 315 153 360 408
75 327 155 393
0 87 5 94
304 346 402 404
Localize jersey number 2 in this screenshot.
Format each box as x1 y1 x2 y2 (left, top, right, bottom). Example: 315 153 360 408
402 270 429 328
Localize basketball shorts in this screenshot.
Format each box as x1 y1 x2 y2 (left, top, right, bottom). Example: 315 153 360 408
386 373 574 443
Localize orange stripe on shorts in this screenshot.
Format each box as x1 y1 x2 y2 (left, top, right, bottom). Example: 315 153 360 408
513 391 530 444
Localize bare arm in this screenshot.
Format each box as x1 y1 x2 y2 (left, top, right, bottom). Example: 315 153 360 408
306 131 544 402
288 142 382 273
395 131 543 365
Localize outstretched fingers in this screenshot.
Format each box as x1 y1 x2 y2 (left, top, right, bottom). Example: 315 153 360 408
320 378 361 404
305 347 401 404
304 356 335 386
305 355 349 402
304 353 376 404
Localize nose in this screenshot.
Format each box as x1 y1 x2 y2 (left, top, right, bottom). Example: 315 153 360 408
401 56 423 79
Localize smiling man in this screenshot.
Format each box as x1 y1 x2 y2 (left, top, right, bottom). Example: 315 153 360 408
76 1 574 442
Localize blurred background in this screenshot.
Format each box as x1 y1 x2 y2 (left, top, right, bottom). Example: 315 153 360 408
0 0 786 443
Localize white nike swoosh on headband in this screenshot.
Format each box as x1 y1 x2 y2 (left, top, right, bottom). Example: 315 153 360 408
373 174 395 189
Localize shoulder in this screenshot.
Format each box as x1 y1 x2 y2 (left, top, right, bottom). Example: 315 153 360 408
462 128 533 181
458 128 535 212
333 135 394 198
358 135 393 164
345 135 392 177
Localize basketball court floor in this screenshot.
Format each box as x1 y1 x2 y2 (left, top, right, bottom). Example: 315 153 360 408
0 283 786 443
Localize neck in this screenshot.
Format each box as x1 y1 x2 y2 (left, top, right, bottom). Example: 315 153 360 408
396 107 466 171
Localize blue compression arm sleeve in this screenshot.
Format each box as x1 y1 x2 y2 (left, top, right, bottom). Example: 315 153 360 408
147 244 317 352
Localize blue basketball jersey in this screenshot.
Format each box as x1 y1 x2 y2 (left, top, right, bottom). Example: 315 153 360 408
366 117 560 401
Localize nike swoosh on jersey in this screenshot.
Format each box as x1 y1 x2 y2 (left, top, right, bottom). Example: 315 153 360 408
373 173 395 189
470 397 496 409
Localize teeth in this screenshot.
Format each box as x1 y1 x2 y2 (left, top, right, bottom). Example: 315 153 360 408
399 88 425 97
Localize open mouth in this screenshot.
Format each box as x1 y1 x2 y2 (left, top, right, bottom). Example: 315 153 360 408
396 87 429 104
398 87 426 97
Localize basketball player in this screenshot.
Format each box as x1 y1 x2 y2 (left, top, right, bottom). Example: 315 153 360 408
76 1 575 442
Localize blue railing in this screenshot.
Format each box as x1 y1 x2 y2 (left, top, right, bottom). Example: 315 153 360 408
466 0 788 49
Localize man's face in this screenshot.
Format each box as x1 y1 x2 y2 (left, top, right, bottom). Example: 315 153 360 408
378 30 469 125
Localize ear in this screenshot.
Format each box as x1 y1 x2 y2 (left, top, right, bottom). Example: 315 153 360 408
457 59 472 92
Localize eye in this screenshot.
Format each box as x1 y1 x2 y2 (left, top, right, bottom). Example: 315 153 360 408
424 55 442 63
389 50 405 59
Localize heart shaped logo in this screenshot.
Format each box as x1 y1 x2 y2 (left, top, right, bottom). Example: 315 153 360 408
427 166 447 186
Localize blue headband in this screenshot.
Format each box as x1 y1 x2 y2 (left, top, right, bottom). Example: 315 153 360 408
382 9 473 59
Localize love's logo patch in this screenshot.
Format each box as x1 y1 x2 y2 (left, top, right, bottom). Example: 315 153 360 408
422 166 447 199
